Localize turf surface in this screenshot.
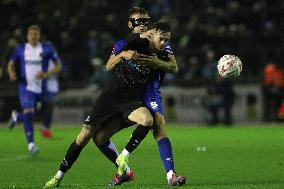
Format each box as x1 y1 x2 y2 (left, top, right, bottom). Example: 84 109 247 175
0 124 284 189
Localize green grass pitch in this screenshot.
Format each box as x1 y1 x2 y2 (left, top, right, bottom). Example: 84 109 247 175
0 124 284 189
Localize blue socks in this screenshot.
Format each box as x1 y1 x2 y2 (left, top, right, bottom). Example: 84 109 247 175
23 112 34 144
16 113 24 122
158 137 174 173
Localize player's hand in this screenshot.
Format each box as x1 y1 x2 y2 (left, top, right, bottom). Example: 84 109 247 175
8 72 17 81
137 54 160 68
36 72 48 79
122 50 140 60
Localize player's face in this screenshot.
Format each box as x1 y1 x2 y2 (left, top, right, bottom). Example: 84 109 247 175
152 30 171 51
128 13 150 34
27 29 40 46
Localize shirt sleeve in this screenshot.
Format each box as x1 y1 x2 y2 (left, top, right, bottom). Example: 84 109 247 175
165 42 174 55
10 46 20 62
111 40 127 55
49 45 59 62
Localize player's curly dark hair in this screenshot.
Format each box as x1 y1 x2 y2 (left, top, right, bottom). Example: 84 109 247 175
149 21 171 33
128 7 149 18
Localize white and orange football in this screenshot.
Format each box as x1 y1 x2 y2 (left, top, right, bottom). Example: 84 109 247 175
217 54 242 78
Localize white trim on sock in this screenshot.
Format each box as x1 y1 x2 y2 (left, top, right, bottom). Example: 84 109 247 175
28 143 35 150
108 141 119 156
55 170 64 179
126 165 131 174
12 111 17 122
167 170 174 180
121 149 130 157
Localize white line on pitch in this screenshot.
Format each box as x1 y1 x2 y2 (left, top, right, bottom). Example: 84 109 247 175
0 155 30 162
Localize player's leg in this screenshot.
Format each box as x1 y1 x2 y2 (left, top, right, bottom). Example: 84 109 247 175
145 95 186 186
44 115 125 188
44 125 92 188
92 117 125 166
40 101 55 138
83 113 123 170
146 97 175 175
152 112 186 186
22 108 38 154
7 87 32 129
153 113 174 177
7 110 23 129
92 115 135 185
116 107 153 176
40 92 58 138
15 86 39 154
58 126 91 175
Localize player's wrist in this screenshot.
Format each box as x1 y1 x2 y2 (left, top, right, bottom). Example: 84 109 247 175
153 60 164 68
44 71 52 78
118 52 126 60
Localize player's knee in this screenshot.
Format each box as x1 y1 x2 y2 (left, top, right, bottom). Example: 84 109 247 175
154 132 167 141
23 108 34 114
155 114 165 127
128 107 153 126
139 114 153 127
76 127 91 147
152 125 167 141
76 135 91 147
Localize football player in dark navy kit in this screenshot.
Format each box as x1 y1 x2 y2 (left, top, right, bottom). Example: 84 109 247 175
44 9 185 188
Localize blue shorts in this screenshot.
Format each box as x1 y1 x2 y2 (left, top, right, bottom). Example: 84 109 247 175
143 78 163 114
19 84 42 109
19 84 58 109
143 95 163 114
41 91 58 103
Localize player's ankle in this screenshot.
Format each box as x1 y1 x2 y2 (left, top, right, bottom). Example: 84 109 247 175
55 170 64 179
28 142 35 150
121 149 130 158
126 165 131 174
12 110 18 122
167 170 174 180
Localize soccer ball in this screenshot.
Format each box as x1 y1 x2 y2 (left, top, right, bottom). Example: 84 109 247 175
217 54 242 78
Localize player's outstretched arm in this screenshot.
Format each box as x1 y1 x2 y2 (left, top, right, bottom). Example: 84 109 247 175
137 54 178 74
106 50 140 71
157 54 178 73
7 60 17 81
106 53 125 71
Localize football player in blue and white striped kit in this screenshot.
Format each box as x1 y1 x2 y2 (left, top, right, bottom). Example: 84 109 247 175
7 25 61 154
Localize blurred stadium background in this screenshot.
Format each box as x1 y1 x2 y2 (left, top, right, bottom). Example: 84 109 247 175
0 0 284 123
0 0 284 124
0 0 284 188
